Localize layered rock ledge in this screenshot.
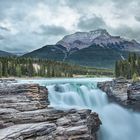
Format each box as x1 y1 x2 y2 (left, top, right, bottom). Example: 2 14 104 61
0 81 101 140
97 77 140 111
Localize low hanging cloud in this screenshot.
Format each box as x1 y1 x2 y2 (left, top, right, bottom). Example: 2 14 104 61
78 15 106 31
112 25 140 42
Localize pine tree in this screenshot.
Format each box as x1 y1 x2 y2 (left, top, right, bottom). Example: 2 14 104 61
0 62 2 77
16 64 22 77
115 61 119 77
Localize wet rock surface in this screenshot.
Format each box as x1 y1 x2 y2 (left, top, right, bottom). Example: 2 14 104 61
97 77 140 111
0 81 101 140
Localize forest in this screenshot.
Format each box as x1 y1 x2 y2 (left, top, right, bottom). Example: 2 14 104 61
115 53 140 79
0 57 113 77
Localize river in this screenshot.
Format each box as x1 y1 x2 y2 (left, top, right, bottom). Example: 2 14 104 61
19 78 140 140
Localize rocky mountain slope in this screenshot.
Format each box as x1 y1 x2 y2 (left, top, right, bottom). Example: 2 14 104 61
24 29 140 68
57 29 140 52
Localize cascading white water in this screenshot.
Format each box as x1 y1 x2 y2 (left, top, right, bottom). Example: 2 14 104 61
19 78 140 140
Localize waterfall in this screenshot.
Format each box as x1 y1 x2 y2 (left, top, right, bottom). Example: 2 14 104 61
18 78 140 140
47 82 108 110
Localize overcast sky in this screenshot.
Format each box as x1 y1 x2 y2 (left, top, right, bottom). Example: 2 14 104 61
0 0 140 52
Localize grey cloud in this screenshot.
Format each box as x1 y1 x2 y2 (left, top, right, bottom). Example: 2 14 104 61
0 0 140 52
111 0 132 6
77 15 106 31
66 0 95 7
0 35 5 40
135 16 140 22
0 32 43 52
66 0 98 13
111 0 140 12
37 25 68 36
0 26 10 31
0 0 68 52
111 25 140 42
0 0 39 21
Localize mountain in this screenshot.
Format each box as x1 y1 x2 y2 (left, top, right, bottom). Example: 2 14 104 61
57 29 140 52
24 45 67 61
12 52 28 56
0 50 14 57
24 29 140 68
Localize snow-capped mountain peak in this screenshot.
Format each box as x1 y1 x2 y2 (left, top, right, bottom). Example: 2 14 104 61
56 29 140 51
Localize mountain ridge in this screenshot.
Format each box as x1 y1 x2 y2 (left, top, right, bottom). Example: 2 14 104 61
18 29 140 68
0 50 15 57
56 29 140 52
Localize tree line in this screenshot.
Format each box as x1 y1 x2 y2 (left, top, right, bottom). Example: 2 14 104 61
115 53 140 79
0 57 113 77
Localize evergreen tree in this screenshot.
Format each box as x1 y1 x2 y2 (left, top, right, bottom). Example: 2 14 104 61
16 64 22 77
115 61 119 77
0 62 2 77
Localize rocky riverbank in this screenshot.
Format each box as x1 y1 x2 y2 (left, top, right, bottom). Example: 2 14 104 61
97 77 140 111
0 80 101 140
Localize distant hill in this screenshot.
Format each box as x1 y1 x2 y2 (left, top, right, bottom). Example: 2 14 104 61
12 52 28 56
24 45 66 61
24 29 140 68
0 50 14 57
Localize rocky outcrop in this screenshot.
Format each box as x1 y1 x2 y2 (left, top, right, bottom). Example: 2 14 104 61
127 82 140 109
0 82 101 140
0 83 49 111
97 78 129 103
97 77 140 111
0 78 17 83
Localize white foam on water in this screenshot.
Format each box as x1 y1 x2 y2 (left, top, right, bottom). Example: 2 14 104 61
18 78 140 140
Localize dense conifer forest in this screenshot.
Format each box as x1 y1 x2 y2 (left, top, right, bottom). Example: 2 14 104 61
0 57 113 77
115 53 140 79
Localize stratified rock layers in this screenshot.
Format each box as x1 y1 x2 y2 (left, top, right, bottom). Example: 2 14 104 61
97 78 140 111
0 82 101 140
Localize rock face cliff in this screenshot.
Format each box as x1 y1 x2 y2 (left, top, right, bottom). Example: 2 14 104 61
97 78 140 111
0 81 101 140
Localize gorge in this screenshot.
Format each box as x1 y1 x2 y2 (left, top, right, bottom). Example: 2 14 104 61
19 78 140 140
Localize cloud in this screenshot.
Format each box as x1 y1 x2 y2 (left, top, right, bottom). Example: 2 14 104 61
111 0 133 7
77 15 106 31
66 0 96 8
0 0 140 52
37 25 68 36
0 35 5 40
0 26 10 31
111 25 140 42
135 16 140 22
